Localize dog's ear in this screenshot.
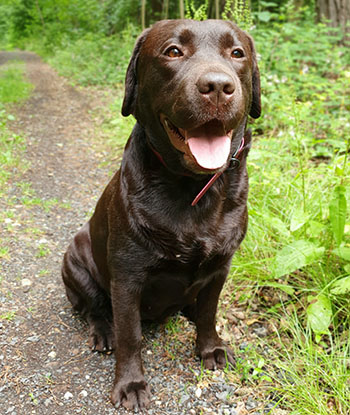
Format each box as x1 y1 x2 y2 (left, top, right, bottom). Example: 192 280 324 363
247 35 261 119
122 29 150 117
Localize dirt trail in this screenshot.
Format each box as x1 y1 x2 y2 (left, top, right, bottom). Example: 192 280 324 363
0 52 273 415
0 51 119 415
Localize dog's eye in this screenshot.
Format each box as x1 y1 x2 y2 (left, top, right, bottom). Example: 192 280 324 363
165 47 183 58
232 49 244 59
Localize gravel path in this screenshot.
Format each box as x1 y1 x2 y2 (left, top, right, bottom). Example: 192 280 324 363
0 51 283 415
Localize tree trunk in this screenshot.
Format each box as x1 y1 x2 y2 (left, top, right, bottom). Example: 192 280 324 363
162 0 169 19
179 0 184 19
141 0 146 30
215 0 220 19
316 0 350 38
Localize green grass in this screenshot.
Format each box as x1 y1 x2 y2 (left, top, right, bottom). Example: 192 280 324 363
0 61 33 190
0 62 34 103
99 88 135 154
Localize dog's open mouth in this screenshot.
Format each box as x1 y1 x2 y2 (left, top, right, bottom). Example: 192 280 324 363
160 115 233 171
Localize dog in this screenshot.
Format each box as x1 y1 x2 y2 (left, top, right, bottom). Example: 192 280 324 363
62 19 260 410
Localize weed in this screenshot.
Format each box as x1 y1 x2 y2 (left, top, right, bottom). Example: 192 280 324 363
28 392 38 405
271 311 350 414
190 360 207 383
59 201 72 210
44 372 53 384
36 244 50 258
165 315 182 335
25 227 42 236
0 311 16 321
0 246 10 259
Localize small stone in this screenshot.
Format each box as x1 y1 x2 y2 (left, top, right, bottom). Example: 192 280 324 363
44 399 52 407
26 335 40 343
79 390 88 398
21 279 32 287
239 341 249 350
216 391 229 402
180 394 190 404
233 311 245 320
195 388 202 398
48 351 56 359
64 392 73 400
252 324 268 337
246 396 259 410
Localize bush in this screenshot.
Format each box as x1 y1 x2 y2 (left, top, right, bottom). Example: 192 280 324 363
48 27 139 86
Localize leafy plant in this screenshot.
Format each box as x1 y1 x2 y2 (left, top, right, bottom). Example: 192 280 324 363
222 0 252 29
185 0 208 20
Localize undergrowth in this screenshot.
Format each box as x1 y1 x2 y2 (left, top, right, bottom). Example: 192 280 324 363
229 7 350 413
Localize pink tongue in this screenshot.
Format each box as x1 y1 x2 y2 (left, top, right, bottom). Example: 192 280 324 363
187 135 231 170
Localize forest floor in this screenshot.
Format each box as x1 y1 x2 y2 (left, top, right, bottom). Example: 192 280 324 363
0 51 287 415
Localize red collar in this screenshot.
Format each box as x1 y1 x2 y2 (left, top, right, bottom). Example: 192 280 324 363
150 137 245 206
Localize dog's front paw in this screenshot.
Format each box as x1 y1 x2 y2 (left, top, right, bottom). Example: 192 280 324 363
111 378 151 411
200 346 235 370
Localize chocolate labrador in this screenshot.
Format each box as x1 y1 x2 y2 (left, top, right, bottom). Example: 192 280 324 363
62 19 260 410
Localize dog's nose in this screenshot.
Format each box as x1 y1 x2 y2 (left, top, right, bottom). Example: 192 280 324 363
196 72 235 105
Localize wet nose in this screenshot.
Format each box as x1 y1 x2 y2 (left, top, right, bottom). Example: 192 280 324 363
196 72 235 105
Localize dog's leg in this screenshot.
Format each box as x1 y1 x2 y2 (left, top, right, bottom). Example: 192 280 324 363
194 270 235 370
62 226 114 352
110 278 151 410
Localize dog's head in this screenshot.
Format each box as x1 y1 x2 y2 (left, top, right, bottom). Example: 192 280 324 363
122 19 261 175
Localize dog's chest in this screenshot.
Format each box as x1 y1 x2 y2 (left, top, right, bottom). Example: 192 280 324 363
139 237 229 321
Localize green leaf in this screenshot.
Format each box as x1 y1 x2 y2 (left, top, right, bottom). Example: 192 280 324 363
330 276 350 295
261 213 290 237
257 11 272 22
333 247 350 261
329 185 347 246
306 221 325 238
307 294 332 335
290 208 309 232
265 282 295 296
271 240 325 278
